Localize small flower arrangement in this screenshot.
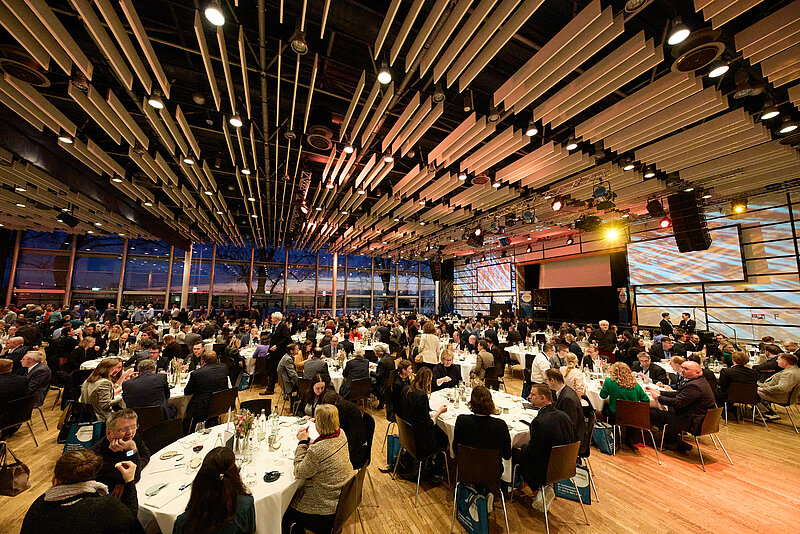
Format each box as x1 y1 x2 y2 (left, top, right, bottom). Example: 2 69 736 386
234 409 256 438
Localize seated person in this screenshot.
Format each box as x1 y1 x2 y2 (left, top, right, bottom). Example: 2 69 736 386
716 350 759 405
79 358 130 422
278 343 300 396
546 369 583 444
122 359 176 419
667 356 686 389
432 349 462 391
580 345 605 372
21 350 51 408
649 337 675 362
20 450 140 534
470 339 494 380
599 362 650 423
90 409 150 516
631 352 667 384
512 384 574 511
558 353 586 396
174 447 255 534
302 348 330 381
183 351 229 433
322 390 368 470
340 347 370 399
753 344 783 382
453 385 511 469
757 353 800 420
687 354 717 391
296 373 330 418
371 346 395 408
387 360 413 423
282 405 354 534
400 368 449 460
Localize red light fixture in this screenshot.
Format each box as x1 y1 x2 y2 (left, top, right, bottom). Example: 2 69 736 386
659 216 671 228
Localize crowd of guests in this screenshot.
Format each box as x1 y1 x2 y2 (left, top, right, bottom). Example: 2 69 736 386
3 301 800 533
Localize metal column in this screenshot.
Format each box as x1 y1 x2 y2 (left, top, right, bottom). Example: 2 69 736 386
331 252 338 316
117 238 129 309
164 246 174 310
5 231 21 306
180 245 192 310
247 247 255 304
207 244 216 311
314 251 319 315
394 261 399 312
369 257 374 313
282 250 289 313
63 237 77 307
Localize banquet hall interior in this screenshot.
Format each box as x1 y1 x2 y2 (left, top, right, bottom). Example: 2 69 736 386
1 0 800 532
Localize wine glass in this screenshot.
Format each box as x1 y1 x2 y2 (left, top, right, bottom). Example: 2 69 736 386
194 422 205 435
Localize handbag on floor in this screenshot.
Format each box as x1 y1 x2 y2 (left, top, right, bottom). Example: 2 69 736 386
553 464 592 504
592 422 614 455
455 484 489 534
63 421 104 452
386 434 400 466
0 442 30 496
237 373 251 391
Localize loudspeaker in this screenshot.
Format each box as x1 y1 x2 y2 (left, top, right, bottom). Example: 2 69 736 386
442 259 455 281
430 259 442 281
667 192 712 252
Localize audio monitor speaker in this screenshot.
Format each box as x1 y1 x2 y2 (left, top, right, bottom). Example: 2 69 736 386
667 192 712 252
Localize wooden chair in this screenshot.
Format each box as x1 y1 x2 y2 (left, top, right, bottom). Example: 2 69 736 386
331 472 366 534
450 446 510 533
541 442 589 534
361 412 378 507
578 411 600 502
250 356 268 388
659 407 733 472
725 381 768 428
206 387 238 422
0 395 39 447
348 378 372 414
131 406 163 431
769 384 800 434
391 416 450 508
140 418 184 453
613 399 660 464
240 398 271 415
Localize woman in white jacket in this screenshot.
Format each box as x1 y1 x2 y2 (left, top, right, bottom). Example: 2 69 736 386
417 321 441 371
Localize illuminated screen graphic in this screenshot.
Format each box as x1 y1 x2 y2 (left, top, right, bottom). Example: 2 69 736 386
627 225 744 286
477 263 512 292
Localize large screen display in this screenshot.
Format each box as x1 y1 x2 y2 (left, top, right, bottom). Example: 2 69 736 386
477 263 512 292
627 225 745 285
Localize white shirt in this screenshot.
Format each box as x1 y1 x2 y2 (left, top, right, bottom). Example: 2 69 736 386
530 353 551 383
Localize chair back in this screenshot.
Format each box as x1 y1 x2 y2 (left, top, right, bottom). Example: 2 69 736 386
579 411 596 458
332 474 363 534
614 399 652 430
140 418 184 452
545 441 581 485
362 412 375 465
348 378 371 404
213 343 227 355
240 399 271 414
206 387 238 420
786 384 800 406
484 366 499 390
0 395 36 429
179 344 190 358
696 407 723 437
726 381 760 405
395 416 418 459
253 356 268 377
522 369 532 385
297 377 313 400
131 406 163 431
455 445 503 495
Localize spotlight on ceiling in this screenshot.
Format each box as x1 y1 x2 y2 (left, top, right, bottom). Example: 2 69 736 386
644 166 656 178
183 156 195 165
357 188 366 195
667 17 690 46
731 198 748 214
526 245 532 253
659 216 672 228
418 199 425 205
701 192 713 199
147 92 164 109
463 90 473 113
343 141 354 154
474 227 482 237
300 202 309 215
241 168 251 175
229 114 243 128
432 83 445 103
492 178 502 188
487 105 500 123
458 171 467 181
622 158 635 171
57 132 74 144
605 227 621 240
565 137 578 151
383 153 393 163
525 120 538 137
646 198 666 218
325 181 335 189
290 23 308 55
112 177 122 183
565 236 574 245
315 206 322 211
247 196 256 201
778 117 797 134
708 60 728 78
378 61 392 85
204 190 214 196
551 197 563 211
204 1 225 26
760 104 780 121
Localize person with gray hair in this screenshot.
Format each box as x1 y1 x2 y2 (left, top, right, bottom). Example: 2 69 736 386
90 408 150 516
1 336 30 375
340 345 370 399
21 350 51 408
263 310 291 396
121 356 176 419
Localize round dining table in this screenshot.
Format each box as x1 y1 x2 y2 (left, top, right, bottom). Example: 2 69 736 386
137 417 314 534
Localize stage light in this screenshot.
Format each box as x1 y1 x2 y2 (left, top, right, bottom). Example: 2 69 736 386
229 114 243 128
290 24 308 55
659 216 672 228
551 198 563 211
525 120 538 137
566 237 574 245
732 198 747 213
779 117 797 134
667 17 690 46
605 227 621 240
147 92 164 109
458 172 467 181
378 62 392 85
241 168 251 175
646 198 666 218
204 1 225 26
708 61 728 78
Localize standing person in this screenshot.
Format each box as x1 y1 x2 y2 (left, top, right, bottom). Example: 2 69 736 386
264 312 291 395
590 320 617 361
679 312 695 334
173 447 255 534
416 321 441 371
659 313 674 337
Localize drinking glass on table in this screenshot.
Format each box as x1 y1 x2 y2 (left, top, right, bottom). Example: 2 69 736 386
194 422 205 434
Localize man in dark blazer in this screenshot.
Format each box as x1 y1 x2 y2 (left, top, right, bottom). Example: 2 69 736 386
376 321 391 344
631 352 668 384
513 384 574 508
679 313 696 334
322 336 342 359
122 359 176 419
1 337 30 375
715 350 759 405
649 361 715 452
264 312 291 395
183 351 229 433
340 348 370 399
183 326 203 350
302 348 331 381
649 338 675 362
0 358 28 406
659 313 674 337
21 351 51 408
306 323 318 346
754 344 783 382
546 369 583 444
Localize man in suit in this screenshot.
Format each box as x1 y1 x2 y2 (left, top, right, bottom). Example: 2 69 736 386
376 321 391 344
679 312 696 334
340 347 370 399
513 384 574 511
183 325 203 350
631 352 668 384
507 326 522 344
306 323 318 346
240 327 260 347
758 353 800 420
146 345 170 372
781 340 800 358
21 350 51 408
1 337 30 375
648 361 715 452
546 369 583 444
590 320 617 360
322 336 341 359
183 351 229 433
715 350 759 405
649 338 675 362
302 348 331 381
754 344 783 382
264 312 291 395
103 303 118 325
122 359 176 419
659 312 674 337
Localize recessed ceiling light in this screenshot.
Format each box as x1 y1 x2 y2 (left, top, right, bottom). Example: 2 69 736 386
15 203 25 207
241 168 251 175
378 61 392 85
112 177 123 183
357 189 366 195
708 61 728 78
147 93 164 109
667 17 690 46
204 1 225 26
229 114 243 128
248 196 256 201
14 186 26 192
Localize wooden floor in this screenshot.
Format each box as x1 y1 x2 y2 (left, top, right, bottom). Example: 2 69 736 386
2 373 799 534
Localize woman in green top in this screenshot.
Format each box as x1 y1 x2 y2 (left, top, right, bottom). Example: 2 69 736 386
599 362 650 423
173 447 255 534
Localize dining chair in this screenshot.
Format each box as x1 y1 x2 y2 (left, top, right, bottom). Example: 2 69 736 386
613 399 660 464
450 446 510 533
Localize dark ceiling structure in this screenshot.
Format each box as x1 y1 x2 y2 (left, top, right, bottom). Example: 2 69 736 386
0 0 798 257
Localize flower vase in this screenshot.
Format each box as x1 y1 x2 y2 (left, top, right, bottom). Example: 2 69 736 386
234 432 251 464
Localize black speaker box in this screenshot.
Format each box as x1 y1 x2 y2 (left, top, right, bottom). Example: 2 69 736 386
442 259 455 281
667 192 712 252
430 259 442 281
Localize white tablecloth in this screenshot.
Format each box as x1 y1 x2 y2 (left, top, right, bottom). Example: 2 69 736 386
452 353 476 384
505 345 543 370
584 377 665 412
325 359 377 392
430 388 538 482
137 418 310 534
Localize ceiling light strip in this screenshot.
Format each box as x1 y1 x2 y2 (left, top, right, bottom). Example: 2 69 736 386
350 79 381 143
141 97 175 153
404 0 449 72
361 81 395 146
69 0 133 89
94 0 151 94
419 0 472 77
119 0 169 97
433 0 499 83
402 101 444 156
24 0 93 79
389 0 425 66
0 3 50 70
340 71 366 142
392 97 432 154
216 27 237 116
3 0 72 75
456 0 545 91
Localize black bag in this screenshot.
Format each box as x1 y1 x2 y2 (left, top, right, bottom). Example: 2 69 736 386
57 401 98 444
0 442 30 496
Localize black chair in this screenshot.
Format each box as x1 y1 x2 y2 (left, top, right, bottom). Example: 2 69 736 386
725 381 768 428
484 366 500 391
391 416 450 508
0 395 39 447
251 356 268 388
240 398 271 415
179 344 190 358
613 399 660 464
361 412 378 507
449 446 510 533
206 387 239 422
771 384 800 433
212 343 227 355
131 406 163 431
578 411 600 502
332 472 366 534
140 418 184 453
348 378 372 414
